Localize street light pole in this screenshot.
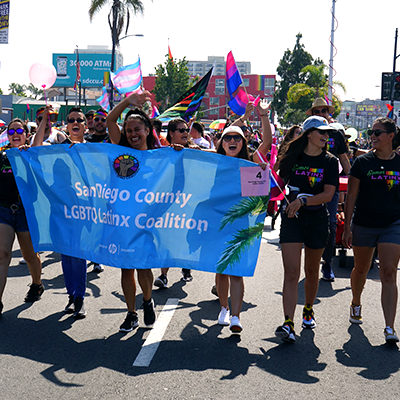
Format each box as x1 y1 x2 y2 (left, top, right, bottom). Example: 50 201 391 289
109 26 143 110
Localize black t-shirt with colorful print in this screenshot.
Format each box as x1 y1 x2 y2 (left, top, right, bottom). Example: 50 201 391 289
350 151 400 228
0 151 20 204
326 129 347 157
286 151 339 195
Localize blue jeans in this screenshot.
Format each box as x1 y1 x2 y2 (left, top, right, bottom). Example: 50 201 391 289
61 255 87 298
322 191 339 267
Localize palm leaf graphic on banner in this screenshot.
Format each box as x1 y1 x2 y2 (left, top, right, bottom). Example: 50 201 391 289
216 196 269 274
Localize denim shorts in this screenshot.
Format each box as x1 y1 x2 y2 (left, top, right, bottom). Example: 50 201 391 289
280 206 329 249
352 219 400 247
0 203 29 232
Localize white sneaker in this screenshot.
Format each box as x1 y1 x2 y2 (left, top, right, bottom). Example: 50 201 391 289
230 316 243 333
218 307 230 326
384 326 399 343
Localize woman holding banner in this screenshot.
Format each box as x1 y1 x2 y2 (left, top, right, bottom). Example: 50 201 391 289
0 119 44 315
34 106 89 319
153 118 200 289
107 91 157 333
215 100 272 333
274 116 338 343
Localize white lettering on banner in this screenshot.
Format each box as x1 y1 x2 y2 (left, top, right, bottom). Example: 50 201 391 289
64 205 131 227
135 189 192 208
135 213 208 233
74 182 130 204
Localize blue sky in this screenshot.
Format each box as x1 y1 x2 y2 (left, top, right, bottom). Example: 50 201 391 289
0 0 398 103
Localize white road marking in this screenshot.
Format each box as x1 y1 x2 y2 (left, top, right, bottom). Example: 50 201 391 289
133 298 179 367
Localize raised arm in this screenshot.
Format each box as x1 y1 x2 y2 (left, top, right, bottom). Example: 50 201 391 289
252 100 272 164
106 91 152 144
32 105 52 147
231 102 254 127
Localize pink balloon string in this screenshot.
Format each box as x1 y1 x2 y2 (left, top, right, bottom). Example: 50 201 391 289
42 84 51 127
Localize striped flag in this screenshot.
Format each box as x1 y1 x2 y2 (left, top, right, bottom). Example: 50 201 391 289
226 51 242 97
96 87 110 112
74 49 81 91
157 67 213 122
111 58 142 94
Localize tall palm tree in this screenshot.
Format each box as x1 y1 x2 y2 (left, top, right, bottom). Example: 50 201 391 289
88 0 148 107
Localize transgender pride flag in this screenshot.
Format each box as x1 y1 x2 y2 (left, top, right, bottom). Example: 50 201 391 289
111 58 142 94
96 87 110 112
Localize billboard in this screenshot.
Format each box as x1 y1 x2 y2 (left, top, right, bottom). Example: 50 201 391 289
52 52 121 88
356 104 381 116
0 0 9 44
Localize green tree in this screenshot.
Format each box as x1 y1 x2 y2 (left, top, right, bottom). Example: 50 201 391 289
285 62 346 125
272 33 313 123
0 87 3 95
8 83 27 97
27 83 44 100
89 0 146 43
152 55 190 112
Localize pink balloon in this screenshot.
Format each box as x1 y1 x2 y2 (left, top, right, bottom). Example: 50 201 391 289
29 63 57 89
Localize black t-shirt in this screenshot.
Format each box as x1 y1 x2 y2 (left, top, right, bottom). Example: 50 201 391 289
326 130 347 157
350 151 400 228
85 132 110 143
0 151 20 204
285 151 339 195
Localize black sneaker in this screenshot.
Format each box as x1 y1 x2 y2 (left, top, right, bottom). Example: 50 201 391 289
119 312 139 332
73 297 86 319
64 295 74 314
181 269 193 282
92 263 104 273
211 285 218 297
154 274 168 288
302 304 316 329
143 299 156 327
275 318 296 343
24 283 44 302
0 301 3 315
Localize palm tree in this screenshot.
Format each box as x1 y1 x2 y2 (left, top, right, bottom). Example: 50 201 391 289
88 0 148 108
27 83 44 100
8 83 27 97
216 196 269 274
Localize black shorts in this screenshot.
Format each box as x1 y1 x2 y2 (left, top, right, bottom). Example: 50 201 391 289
280 206 329 249
352 219 400 247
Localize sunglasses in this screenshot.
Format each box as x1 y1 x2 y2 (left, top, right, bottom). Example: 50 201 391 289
367 129 389 137
175 128 189 133
312 108 328 115
67 118 85 124
94 117 106 122
223 135 242 143
8 128 25 135
315 129 329 135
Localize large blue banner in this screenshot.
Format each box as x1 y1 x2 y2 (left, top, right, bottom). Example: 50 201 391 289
7 144 267 277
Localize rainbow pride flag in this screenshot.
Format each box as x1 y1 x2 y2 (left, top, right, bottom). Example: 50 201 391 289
257 75 265 91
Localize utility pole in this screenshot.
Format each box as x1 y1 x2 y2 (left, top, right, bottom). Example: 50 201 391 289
328 0 336 105
391 28 399 107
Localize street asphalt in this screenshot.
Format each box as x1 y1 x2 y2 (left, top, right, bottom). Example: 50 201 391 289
1 216 399 400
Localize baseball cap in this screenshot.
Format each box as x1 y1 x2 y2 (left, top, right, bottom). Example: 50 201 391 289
302 116 335 132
